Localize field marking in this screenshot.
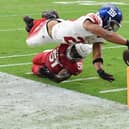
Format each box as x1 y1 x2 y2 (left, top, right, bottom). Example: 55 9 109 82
0 53 36 59
0 62 31 68
25 71 33 74
0 45 126 68
0 45 126 59
0 13 39 18
62 76 99 83
25 71 99 82
0 72 129 129
54 1 127 5
0 1 127 18
0 28 24 32
100 87 127 93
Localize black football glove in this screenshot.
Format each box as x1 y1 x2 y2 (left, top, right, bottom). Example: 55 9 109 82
126 40 129 49
123 49 129 66
38 66 56 78
97 69 115 82
38 66 70 83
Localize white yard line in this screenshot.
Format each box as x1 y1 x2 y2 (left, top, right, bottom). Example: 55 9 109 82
0 45 125 59
0 53 36 59
62 76 99 83
0 62 31 68
0 45 126 68
0 28 24 32
25 71 33 74
25 71 99 82
100 87 127 93
54 1 127 5
102 45 126 49
0 13 39 18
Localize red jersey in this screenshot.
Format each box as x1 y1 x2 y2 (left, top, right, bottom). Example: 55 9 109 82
32 44 83 75
46 44 83 75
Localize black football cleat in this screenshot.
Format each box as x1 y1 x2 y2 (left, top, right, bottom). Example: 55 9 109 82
23 16 34 32
41 10 59 19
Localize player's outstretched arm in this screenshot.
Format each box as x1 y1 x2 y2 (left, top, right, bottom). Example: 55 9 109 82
92 43 114 82
84 20 129 47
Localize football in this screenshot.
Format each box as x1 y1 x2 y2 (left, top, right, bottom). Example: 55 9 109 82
123 49 129 66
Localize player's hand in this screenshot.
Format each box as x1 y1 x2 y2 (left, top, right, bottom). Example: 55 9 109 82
97 69 115 82
123 49 129 66
126 40 129 49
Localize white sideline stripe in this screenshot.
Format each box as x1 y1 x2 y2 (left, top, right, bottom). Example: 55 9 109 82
100 88 127 93
0 53 36 59
62 76 99 83
54 1 127 5
0 62 31 68
0 72 129 129
0 45 125 59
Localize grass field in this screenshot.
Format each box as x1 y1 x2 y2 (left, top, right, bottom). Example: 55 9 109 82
0 0 129 104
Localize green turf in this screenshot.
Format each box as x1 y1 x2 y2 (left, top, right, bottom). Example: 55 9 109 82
0 0 129 104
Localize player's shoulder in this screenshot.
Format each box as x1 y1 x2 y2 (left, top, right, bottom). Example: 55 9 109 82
85 13 102 26
58 43 69 53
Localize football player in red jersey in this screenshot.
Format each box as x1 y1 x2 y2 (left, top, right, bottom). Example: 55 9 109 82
32 43 92 83
24 4 129 82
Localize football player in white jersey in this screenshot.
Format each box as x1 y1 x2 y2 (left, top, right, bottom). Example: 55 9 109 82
23 4 129 82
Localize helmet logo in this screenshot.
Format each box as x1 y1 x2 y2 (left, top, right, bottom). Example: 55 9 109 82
107 8 117 17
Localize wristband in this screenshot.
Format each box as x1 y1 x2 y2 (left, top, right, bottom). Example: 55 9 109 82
93 58 103 64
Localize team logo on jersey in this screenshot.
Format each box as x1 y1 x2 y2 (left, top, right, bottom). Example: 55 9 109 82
107 8 117 17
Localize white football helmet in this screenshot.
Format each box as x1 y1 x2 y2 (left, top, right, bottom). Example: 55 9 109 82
66 43 92 60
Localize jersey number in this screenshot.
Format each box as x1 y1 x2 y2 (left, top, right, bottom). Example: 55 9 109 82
64 36 85 44
49 49 59 67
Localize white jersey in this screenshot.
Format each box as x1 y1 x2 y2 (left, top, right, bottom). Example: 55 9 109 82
26 13 104 47
52 13 105 44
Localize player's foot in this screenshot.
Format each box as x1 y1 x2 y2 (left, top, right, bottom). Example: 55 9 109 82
23 16 34 32
41 10 59 19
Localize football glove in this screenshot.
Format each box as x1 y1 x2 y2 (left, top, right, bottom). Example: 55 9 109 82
126 40 129 49
38 66 71 83
38 66 51 78
97 69 115 82
123 49 129 66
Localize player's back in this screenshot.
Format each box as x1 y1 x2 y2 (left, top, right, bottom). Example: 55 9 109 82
58 44 83 75
51 13 104 44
